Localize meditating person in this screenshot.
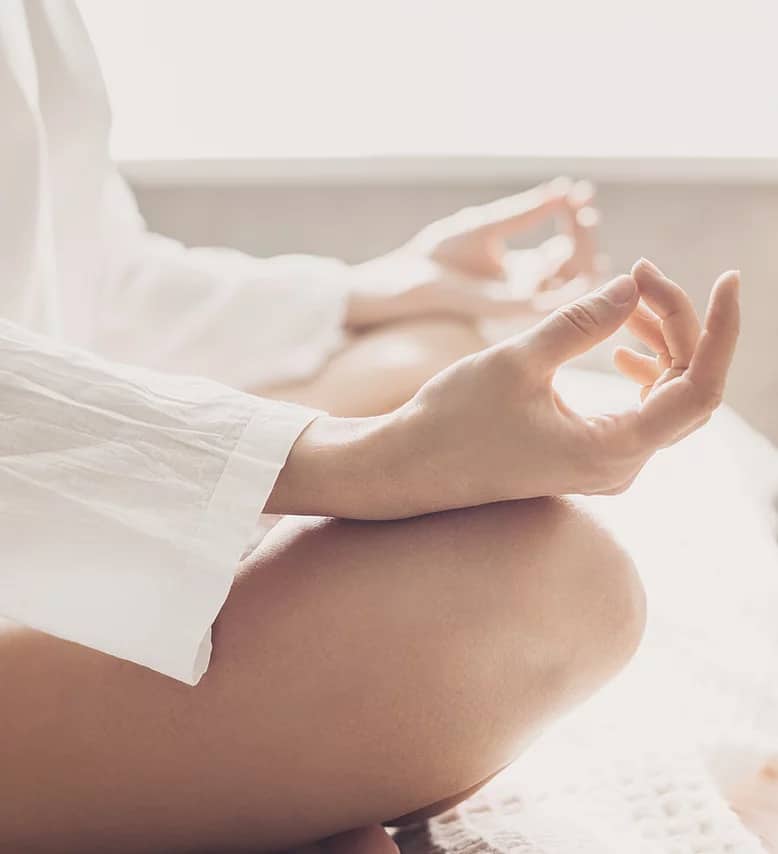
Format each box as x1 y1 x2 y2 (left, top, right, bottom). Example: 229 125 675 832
3 3 772 854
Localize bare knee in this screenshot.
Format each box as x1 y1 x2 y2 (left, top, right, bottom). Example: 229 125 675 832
378 497 645 808
355 316 486 411
257 316 485 416
551 497 644 678
384 499 645 826
218 501 644 834
496 497 646 714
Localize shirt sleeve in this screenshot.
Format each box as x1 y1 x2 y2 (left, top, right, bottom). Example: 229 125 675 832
0 318 322 684
92 183 352 391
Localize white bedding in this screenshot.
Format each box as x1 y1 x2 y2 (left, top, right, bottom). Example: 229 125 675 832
396 369 778 854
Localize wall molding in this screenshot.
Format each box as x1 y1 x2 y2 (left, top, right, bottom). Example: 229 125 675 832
121 155 778 188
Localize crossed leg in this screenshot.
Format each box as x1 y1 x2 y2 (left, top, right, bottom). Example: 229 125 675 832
0 497 645 853
259 316 486 416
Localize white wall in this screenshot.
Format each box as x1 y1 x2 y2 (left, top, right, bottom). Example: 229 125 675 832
131 178 778 444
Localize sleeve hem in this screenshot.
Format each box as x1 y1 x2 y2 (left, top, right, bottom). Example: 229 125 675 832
0 400 323 687
175 400 324 685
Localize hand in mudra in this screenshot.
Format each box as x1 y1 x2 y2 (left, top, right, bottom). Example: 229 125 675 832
271 260 739 520
393 259 740 515
346 179 608 328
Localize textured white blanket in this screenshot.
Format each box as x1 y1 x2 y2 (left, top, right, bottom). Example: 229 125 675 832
396 370 778 854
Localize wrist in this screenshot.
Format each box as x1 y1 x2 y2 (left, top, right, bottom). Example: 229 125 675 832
344 290 406 330
344 253 442 329
265 411 411 519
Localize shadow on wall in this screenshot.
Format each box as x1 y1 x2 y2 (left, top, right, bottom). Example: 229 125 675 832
133 180 778 444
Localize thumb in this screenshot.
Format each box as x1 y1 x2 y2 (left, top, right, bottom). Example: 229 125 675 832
524 274 638 372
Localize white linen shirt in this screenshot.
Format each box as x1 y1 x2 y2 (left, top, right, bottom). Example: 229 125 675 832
0 1 351 683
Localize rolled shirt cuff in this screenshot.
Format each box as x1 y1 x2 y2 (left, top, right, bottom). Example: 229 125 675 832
1 395 322 686
179 400 323 685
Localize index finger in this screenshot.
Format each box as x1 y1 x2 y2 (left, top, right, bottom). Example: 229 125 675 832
633 270 740 449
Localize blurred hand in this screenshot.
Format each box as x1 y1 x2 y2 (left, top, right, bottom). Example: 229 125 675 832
345 178 607 329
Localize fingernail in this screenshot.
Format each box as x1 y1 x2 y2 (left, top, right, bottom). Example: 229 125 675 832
599 275 636 305
638 257 665 276
723 269 741 293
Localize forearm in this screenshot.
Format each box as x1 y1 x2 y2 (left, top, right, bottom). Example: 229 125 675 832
265 413 406 518
265 396 480 521
343 253 450 330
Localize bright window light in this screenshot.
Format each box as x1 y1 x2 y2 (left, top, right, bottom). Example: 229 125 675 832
80 0 778 160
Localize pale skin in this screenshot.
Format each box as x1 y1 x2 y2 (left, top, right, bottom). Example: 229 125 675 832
2 183 768 854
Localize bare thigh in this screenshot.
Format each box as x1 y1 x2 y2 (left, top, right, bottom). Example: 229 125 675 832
258 316 485 415
0 498 644 853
